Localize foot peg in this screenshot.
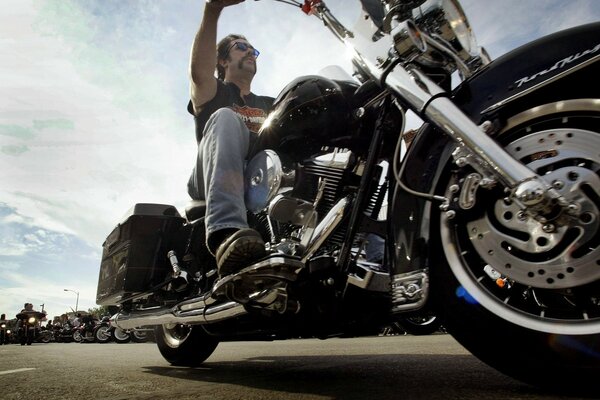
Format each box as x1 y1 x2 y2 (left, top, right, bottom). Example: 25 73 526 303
212 255 304 310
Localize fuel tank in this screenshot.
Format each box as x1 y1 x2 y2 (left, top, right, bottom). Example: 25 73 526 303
252 76 358 161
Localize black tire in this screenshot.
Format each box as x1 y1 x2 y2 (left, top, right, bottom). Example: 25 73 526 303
154 324 218 366
94 325 111 343
432 103 600 392
394 314 442 336
111 327 131 344
72 331 82 343
39 333 51 343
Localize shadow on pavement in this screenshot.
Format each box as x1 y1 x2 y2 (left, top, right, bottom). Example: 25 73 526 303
140 353 581 400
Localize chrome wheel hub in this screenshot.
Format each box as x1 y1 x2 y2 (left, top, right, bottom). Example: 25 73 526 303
441 119 600 335
469 128 600 289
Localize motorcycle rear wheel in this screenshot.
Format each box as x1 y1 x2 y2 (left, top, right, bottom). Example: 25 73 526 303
393 314 442 336
94 326 111 343
155 324 218 366
131 330 148 343
433 103 600 392
111 327 131 344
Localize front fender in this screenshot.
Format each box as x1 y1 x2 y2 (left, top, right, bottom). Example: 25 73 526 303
454 21 599 123
390 22 600 276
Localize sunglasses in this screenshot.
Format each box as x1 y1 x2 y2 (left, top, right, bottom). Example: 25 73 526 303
225 41 260 58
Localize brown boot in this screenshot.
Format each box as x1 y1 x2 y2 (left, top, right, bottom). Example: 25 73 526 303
215 228 266 276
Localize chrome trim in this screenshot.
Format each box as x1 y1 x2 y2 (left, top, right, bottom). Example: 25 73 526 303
317 7 562 198
391 20 427 61
424 33 472 78
347 264 390 292
423 94 537 188
391 269 429 312
499 99 600 134
112 297 247 330
301 197 350 262
481 54 600 115
245 150 284 212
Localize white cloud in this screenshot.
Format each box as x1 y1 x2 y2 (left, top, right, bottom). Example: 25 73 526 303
0 270 99 318
0 0 196 246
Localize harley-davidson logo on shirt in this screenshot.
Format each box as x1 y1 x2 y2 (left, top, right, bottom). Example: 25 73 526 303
231 104 268 133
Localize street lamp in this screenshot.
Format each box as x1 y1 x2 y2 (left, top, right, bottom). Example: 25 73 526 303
63 289 79 314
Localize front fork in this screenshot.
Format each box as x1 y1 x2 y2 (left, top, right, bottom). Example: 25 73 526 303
313 3 570 220
423 93 574 222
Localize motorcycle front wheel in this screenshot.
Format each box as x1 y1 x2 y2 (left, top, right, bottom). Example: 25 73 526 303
154 324 218 366
433 102 600 391
39 333 51 343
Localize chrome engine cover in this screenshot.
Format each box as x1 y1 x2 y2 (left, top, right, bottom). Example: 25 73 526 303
245 150 285 212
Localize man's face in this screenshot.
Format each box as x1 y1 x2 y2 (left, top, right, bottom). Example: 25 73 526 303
222 40 258 77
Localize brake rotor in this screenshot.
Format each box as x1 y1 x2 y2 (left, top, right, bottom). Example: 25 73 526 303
467 128 600 289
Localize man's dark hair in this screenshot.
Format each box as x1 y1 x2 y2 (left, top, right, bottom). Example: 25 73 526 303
216 34 247 80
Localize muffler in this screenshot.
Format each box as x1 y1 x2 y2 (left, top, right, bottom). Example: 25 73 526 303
112 296 247 330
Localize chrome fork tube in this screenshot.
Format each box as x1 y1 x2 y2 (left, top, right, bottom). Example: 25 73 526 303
385 67 537 189
343 26 545 191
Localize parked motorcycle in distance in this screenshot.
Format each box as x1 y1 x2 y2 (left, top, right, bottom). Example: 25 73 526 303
52 321 77 343
109 326 131 344
96 0 600 391
16 311 45 346
108 326 149 343
74 317 97 343
392 313 443 336
36 327 54 344
93 316 112 343
0 314 9 345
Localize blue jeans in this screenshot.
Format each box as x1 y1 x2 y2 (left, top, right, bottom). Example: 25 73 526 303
188 108 251 240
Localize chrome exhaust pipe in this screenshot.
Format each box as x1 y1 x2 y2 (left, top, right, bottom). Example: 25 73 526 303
112 296 247 331
301 196 350 263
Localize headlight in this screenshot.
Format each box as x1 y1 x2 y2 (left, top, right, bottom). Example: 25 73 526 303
442 0 477 56
414 0 478 58
0 324 5 328
28 317 36 324
6 330 11 334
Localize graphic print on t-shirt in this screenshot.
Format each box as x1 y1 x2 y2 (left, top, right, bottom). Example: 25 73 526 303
231 104 268 133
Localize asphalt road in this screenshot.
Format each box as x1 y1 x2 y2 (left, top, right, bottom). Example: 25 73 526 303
0 334 592 400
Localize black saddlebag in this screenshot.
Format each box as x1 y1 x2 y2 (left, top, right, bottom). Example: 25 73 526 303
96 203 185 305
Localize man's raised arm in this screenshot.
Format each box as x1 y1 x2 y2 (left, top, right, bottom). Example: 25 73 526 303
189 0 244 114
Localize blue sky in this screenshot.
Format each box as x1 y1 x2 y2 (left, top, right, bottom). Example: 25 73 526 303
1 0 599 319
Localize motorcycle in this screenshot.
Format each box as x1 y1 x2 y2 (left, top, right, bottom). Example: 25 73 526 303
74 318 97 343
0 320 9 345
93 316 112 343
96 0 600 391
16 311 45 346
52 321 77 343
37 326 54 344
